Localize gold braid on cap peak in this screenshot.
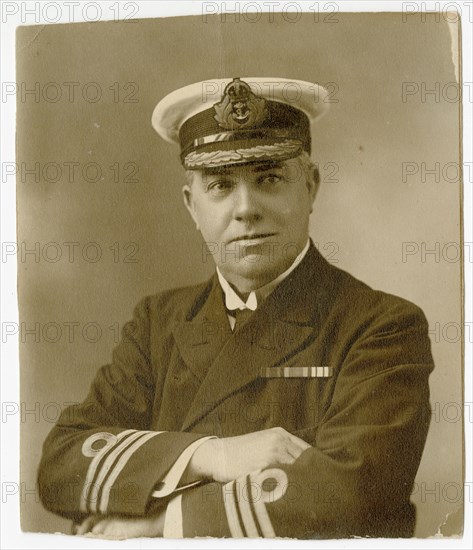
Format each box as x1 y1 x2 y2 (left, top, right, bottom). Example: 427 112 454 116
184 140 303 169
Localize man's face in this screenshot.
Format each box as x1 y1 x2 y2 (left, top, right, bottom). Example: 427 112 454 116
182 155 318 290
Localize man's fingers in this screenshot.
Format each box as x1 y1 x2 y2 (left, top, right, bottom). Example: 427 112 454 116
76 515 101 535
91 517 118 537
272 426 311 452
76 515 164 539
91 522 104 535
276 449 298 464
285 441 306 460
287 432 312 452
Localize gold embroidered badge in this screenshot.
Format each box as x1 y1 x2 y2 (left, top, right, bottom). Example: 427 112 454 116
214 78 268 130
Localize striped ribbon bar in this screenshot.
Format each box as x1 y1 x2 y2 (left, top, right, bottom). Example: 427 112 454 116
261 366 333 378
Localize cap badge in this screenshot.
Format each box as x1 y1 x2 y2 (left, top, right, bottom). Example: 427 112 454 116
214 78 268 130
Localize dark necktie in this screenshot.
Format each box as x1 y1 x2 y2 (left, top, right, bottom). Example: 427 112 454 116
231 307 254 331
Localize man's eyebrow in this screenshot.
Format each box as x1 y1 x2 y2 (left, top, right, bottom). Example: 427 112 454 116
251 162 284 172
201 167 233 176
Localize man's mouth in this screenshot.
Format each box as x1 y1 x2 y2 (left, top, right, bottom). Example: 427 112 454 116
227 232 277 244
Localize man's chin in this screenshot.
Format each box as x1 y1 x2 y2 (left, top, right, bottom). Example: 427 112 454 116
217 254 293 285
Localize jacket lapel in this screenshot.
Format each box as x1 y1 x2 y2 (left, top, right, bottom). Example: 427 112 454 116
181 243 335 431
172 276 233 383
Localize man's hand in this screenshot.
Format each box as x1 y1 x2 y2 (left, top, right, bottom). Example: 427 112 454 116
185 427 311 484
75 509 166 539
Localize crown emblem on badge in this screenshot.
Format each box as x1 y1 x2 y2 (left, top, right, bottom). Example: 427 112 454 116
214 78 268 130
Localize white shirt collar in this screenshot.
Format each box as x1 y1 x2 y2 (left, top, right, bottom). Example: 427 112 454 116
217 239 310 312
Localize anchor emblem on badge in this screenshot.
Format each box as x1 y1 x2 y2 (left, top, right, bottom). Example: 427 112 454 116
214 78 268 130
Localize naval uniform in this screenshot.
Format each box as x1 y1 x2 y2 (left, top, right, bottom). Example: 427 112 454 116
38 241 434 538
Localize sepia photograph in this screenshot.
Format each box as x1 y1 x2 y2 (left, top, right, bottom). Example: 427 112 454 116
2 1 468 545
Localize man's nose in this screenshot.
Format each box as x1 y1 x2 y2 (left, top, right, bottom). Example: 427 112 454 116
232 182 262 223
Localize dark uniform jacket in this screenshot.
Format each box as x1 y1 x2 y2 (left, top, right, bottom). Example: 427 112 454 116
38 242 434 538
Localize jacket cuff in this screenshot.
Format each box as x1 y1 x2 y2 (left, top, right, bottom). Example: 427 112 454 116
80 430 209 516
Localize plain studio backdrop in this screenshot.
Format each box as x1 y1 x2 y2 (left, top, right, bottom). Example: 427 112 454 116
16 13 462 537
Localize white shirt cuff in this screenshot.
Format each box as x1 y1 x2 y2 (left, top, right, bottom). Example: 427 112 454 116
163 493 183 538
151 436 216 498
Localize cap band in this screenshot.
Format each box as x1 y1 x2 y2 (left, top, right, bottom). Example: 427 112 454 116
192 128 298 148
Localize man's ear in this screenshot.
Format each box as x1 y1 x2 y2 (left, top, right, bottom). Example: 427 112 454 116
182 184 200 231
308 167 320 211
313 166 320 187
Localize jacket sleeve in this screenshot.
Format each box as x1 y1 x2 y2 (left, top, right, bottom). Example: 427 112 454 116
176 300 435 538
37 296 208 521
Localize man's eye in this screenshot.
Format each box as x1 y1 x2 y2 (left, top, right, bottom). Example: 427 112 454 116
260 173 283 185
207 180 233 193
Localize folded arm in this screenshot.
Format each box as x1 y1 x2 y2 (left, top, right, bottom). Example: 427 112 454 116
39 296 434 539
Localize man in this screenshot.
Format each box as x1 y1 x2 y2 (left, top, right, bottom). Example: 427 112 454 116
38 77 434 539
